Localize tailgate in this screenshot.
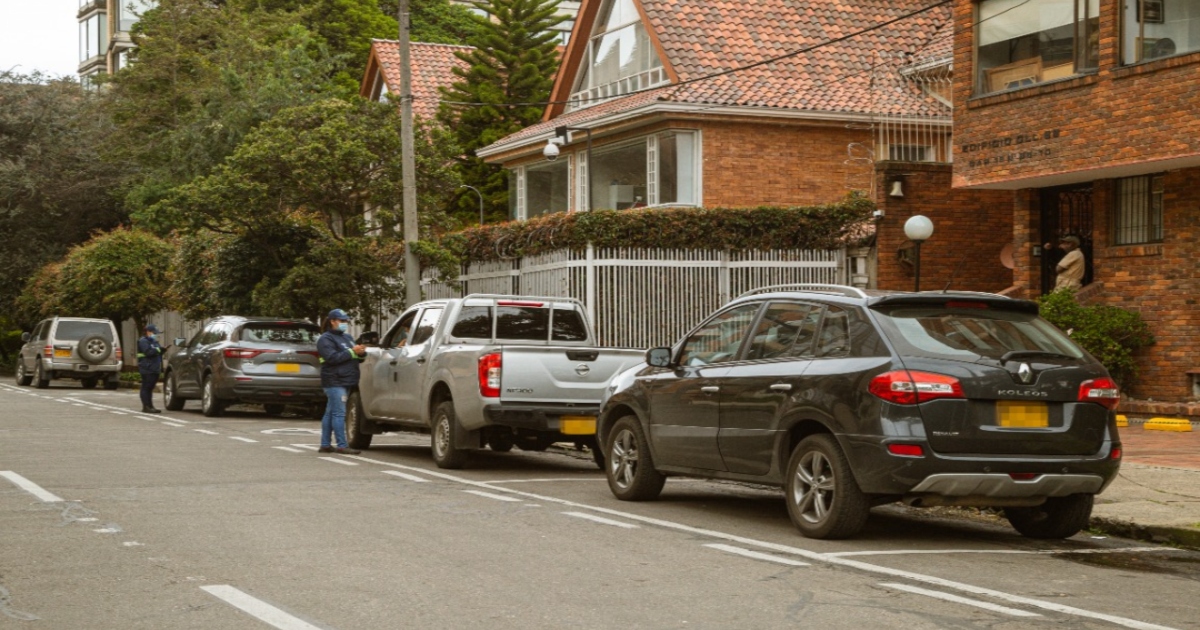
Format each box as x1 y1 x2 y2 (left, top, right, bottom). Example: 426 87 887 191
499 346 644 405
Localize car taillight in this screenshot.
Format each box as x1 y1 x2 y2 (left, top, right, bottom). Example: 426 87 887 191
1079 377 1120 410
478 352 502 398
869 370 964 405
1111 445 1122 460
115 346 123 361
43 345 53 358
223 348 278 360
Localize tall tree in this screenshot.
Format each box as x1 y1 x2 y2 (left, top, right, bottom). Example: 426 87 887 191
437 0 566 223
377 0 481 44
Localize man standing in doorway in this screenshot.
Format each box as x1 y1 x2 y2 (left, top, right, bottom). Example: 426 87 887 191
137 324 166 413
1052 235 1086 291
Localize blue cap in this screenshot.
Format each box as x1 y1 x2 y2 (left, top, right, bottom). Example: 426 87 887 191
145 323 161 333
326 309 352 321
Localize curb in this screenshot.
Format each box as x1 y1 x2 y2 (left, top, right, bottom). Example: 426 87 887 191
1089 516 1200 551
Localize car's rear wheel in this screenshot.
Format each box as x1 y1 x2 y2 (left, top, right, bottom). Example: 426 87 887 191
81 378 98 389
263 404 286 417
15 359 32 386
1005 494 1094 539
785 434 870 539
33 363 50 389
431 401 469 469
163 374 185 411
345 392 373 450
605 416 665 501
201 375 225 417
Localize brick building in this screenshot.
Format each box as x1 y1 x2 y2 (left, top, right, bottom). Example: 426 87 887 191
951 0 1200 404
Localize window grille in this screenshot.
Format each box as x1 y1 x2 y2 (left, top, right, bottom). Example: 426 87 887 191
1113 174 1163 245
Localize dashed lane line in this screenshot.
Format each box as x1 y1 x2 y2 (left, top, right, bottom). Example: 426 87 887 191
0 471 64 503
317 457 357 466
463 490 523 502
163 422 186 428
272 446 304 454
200 585 324 630
194 429 220 436
826 547 1181 558
880 582 1042 618
704 544 810 567
381 470 430 483
229 437 258 443
563 511 638 529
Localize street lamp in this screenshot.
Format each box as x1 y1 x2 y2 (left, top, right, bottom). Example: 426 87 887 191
543 125 593 211
903 214 934 292
459 184 484 227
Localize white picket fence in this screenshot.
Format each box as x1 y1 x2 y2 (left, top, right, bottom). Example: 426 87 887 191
424 245 867 349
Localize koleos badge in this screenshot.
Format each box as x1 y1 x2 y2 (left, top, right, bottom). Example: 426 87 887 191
1018 362 1033 384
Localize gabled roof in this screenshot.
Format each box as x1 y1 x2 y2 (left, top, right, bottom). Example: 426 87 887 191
484 0 951 158
361 40 472 122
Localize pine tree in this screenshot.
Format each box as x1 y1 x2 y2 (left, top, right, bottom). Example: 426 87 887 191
437 0 567 223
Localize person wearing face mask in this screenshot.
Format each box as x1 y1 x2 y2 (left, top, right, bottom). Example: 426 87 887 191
316 309 367 454
136 323 168 413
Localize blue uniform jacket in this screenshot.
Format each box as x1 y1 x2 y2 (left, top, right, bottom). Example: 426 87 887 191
317 329 362 388
137 336 165 374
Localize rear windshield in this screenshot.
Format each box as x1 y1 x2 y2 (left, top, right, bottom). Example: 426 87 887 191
54 321 113 341
872 306 1084 363
450 304 589 341
239 323 320 343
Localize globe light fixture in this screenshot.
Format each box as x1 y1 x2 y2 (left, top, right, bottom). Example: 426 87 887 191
903 215 934 292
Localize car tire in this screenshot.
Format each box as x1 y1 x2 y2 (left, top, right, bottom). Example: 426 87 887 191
77 334 112 364
591 444 605 470
163 374 185 411
487 430 515 453
201 375 225 417
1005 494 1094 540
104 375 119 390
784 434 871 540
263 404 286 417
605 416 665 501
33 363 50 389
345 392 373 450
81 378 98 389
431 400 469 469
15 359 33 387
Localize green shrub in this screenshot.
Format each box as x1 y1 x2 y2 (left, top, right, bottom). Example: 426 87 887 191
1037 289 1155 386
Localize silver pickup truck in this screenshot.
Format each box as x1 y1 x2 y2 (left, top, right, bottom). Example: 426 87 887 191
347 295 645 469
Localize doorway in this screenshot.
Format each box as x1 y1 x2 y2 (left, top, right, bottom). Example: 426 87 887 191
1039 184 1094 293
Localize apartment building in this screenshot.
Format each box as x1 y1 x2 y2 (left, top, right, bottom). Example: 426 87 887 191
76 0 155 86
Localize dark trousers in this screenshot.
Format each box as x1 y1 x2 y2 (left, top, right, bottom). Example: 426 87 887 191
139 371 160 408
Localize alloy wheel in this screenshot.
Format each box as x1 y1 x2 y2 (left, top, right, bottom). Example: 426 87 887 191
792 451 836 524
609 428 639 490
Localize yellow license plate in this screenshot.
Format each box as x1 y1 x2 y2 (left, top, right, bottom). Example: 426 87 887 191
54 349 72 358
560 416 597 435
996 400 1049 428
275 363 301 374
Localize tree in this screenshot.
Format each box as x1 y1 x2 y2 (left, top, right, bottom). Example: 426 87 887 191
377 0 481 44
0 71 130 327
437 0 566 223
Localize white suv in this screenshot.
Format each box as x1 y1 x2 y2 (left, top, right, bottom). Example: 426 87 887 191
14 317 123 389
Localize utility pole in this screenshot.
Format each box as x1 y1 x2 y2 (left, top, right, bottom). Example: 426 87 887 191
399 0 420 307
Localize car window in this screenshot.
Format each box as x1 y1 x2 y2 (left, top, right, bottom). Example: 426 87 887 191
871 305 1085 362
813 307 851 358
551 307 588 342
495 306 550 341
409 308 444 346
53 320 114 341
239 323 320 343
745 302 820 361
450 306 492 338
678 303 762 367
32 321 49 341
186 328 205 347
384 311 420 348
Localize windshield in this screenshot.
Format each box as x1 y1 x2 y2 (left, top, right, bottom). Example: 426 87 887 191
239 323 320 343
54 320 113 341
871 306 1084 363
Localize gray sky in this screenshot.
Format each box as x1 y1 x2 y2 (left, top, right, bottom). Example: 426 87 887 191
1 0 82 79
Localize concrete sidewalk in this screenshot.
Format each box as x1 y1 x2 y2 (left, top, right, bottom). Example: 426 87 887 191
1092 421 1200 548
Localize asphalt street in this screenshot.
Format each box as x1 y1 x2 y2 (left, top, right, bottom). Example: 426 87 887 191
1 382 1198 630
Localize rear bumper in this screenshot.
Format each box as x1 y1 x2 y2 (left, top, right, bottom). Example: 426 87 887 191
483 404 601 434
215 377 325 403
42 359 120 377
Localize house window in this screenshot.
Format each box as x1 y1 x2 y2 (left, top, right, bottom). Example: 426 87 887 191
79 12 107 62
568 0 668 111
525 158 572 219
1123 0 1200 63
887 144 932 162
1113 175 1164 245
975 0 1099 94
590 130 697 210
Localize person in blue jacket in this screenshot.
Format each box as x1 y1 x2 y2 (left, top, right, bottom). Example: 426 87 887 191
136 323 167 413
317 309 366 454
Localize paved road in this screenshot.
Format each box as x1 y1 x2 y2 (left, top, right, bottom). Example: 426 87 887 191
2 382 1197 630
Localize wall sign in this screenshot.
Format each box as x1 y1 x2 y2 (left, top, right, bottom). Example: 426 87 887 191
960 129 1062 168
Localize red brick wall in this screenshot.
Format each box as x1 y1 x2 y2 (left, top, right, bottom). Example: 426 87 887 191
874 163 1015 293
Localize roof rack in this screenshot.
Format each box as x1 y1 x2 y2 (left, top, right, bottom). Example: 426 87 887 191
461 293 586 306
736 284 869 300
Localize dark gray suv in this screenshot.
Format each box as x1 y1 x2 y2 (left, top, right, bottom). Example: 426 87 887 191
162 316 323 417
597 285 1122 540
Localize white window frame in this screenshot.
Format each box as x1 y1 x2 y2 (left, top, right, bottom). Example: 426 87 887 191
573 129 702 212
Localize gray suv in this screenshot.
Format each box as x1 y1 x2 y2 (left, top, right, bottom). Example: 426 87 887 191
162 316 324 417
15 317 122 389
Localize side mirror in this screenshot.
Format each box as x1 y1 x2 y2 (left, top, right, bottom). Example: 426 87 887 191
173 338 187 347
21 332 31 342
357 331 380 347
646 347 673 368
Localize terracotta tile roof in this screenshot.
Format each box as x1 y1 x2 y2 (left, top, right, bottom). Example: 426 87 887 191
370 40 471 122
484 0 952 155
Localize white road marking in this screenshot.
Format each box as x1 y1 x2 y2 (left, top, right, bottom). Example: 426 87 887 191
200 585 323 630
0 471 64 503
704 544 810 567
335 454 1179 630
562 511 638 529
272 446 304 454
194 429 220 436
381 470 430 483
72 403 85 407
487 478 607 484
463 490 523 502
122 542 144 547
228 437 258 443
880 582 1041 617
827 547 1181 558
318 457 357 466
77 518 98 522
290 444 320 451
163 422 186 428
110 411 127 416
93 527 121 534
